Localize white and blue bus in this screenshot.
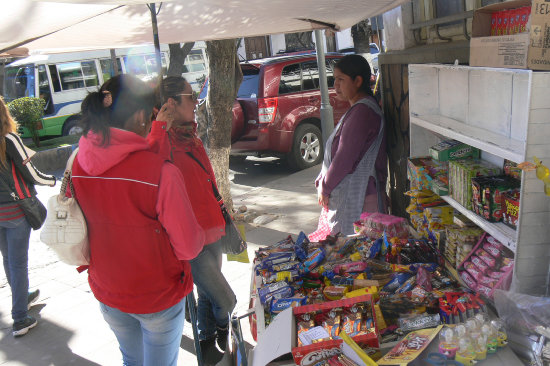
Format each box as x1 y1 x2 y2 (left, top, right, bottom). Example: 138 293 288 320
2 43 207 138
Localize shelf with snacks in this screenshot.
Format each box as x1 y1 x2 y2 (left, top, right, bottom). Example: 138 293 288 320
440 195 517 253
408 63 550 296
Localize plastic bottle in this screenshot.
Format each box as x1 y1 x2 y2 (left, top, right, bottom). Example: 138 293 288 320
482 323 498 353
455 337 477 366
491 319 508 347
438 326 459 359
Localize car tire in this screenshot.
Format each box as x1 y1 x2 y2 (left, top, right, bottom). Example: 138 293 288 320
287 123 323 171
62 116 83 136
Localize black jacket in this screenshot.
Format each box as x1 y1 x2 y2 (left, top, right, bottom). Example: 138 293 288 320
0 133 56 203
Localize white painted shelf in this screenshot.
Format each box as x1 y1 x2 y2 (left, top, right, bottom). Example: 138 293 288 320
441 195 517 253
408 64 550 296
410 114 526 164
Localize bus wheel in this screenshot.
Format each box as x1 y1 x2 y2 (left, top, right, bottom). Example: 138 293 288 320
62 117 83 136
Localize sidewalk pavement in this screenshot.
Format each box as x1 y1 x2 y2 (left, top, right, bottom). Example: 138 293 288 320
0 161 322 366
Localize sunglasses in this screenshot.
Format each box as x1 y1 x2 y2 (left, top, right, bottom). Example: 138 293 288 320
174 91 199 102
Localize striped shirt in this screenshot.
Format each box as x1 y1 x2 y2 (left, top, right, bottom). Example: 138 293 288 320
0 201 24 222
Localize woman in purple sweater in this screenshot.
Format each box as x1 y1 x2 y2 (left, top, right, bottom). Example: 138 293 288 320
310 54 387 241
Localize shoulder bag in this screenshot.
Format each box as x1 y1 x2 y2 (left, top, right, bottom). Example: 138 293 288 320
0 161 47 230
40 149 89 266
185 152 247 255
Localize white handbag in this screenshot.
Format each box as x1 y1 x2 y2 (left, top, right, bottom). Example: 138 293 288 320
40 149 89 266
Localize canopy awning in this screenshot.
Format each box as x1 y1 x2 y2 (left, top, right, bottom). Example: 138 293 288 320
0 0 408 53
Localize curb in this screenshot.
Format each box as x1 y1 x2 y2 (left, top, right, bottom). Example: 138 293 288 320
30 143 78 173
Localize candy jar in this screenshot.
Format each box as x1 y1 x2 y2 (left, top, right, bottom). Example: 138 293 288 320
482 323 498 353
438 326 458 359
455 337 477 366
473 333 488 360
491 319 508 347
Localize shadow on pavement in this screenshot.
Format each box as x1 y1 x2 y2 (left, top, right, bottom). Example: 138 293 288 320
230 156 290 188
0 305 101 366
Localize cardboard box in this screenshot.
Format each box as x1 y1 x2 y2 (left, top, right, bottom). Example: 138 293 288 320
429 139 480 162
470 0 550 70
248 295 380 366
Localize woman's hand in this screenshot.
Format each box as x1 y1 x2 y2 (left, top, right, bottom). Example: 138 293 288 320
156 99 177 130
318 192 329 208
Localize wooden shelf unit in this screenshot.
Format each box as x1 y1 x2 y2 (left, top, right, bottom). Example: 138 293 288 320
408 64 550 296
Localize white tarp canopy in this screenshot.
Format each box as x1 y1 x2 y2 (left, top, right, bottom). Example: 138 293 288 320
0 0 408 54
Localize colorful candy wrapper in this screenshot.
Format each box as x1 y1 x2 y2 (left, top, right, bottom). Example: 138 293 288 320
301 248 326 273
270 296 307 314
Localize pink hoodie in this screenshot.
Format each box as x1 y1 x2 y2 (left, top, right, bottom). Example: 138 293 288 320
77 128 205 261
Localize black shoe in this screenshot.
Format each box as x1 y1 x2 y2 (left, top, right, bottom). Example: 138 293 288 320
13 316 37 337
216 326 229 351
28 289 40 310
200 337 224 365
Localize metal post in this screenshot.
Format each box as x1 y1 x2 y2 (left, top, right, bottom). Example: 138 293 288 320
149 3 164 101
314 29 334 144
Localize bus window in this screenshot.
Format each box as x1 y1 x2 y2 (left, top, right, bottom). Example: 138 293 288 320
58 62 85 90
13 67 35 98
100 58 122 81
82 61 99 87
57 61 98 90
48 65 61 92
124 55 148 79
38 65 54 115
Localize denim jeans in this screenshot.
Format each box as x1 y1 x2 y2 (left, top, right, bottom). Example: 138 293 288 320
0 216 32 322
99 298 186 366
190 240 237 340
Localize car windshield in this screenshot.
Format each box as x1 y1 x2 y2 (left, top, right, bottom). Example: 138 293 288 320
3 64 36 102
198 68 259 99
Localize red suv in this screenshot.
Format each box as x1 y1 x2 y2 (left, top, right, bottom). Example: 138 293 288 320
199 53 349 170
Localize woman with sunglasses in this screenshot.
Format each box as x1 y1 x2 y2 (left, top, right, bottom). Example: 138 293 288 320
151 76 236 365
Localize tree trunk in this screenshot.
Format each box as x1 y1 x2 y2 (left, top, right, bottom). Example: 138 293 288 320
203 39 243 212
167 42 195 77
351 20 373 53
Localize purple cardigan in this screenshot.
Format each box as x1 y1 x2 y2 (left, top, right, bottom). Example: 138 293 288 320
320 96 387 197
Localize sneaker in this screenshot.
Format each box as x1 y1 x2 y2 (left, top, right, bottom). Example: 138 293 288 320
27 289 40 310
13 316 37 337
200 337 224 365
216 326 229 351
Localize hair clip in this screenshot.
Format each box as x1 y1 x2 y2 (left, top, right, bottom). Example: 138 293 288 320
102 91 113 108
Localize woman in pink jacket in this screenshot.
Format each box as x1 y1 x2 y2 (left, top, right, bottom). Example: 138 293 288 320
74 74 204 366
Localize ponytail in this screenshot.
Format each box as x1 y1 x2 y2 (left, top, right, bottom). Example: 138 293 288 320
81 75 155 145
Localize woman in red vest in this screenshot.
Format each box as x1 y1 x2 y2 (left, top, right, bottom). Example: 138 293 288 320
151 76 236 364
74 75 205 366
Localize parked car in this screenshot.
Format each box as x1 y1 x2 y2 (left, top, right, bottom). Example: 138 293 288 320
199 53 349 170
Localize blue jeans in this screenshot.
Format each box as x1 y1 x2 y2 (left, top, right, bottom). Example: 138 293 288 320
0 216 32 322
99 298 186 366
190 240 237 340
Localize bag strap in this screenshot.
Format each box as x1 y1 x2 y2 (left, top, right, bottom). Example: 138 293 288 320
185 151 224 203
60 148 79 197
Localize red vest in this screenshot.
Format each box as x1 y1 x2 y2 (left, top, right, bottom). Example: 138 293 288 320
170 138 226 245
72 150 192 314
